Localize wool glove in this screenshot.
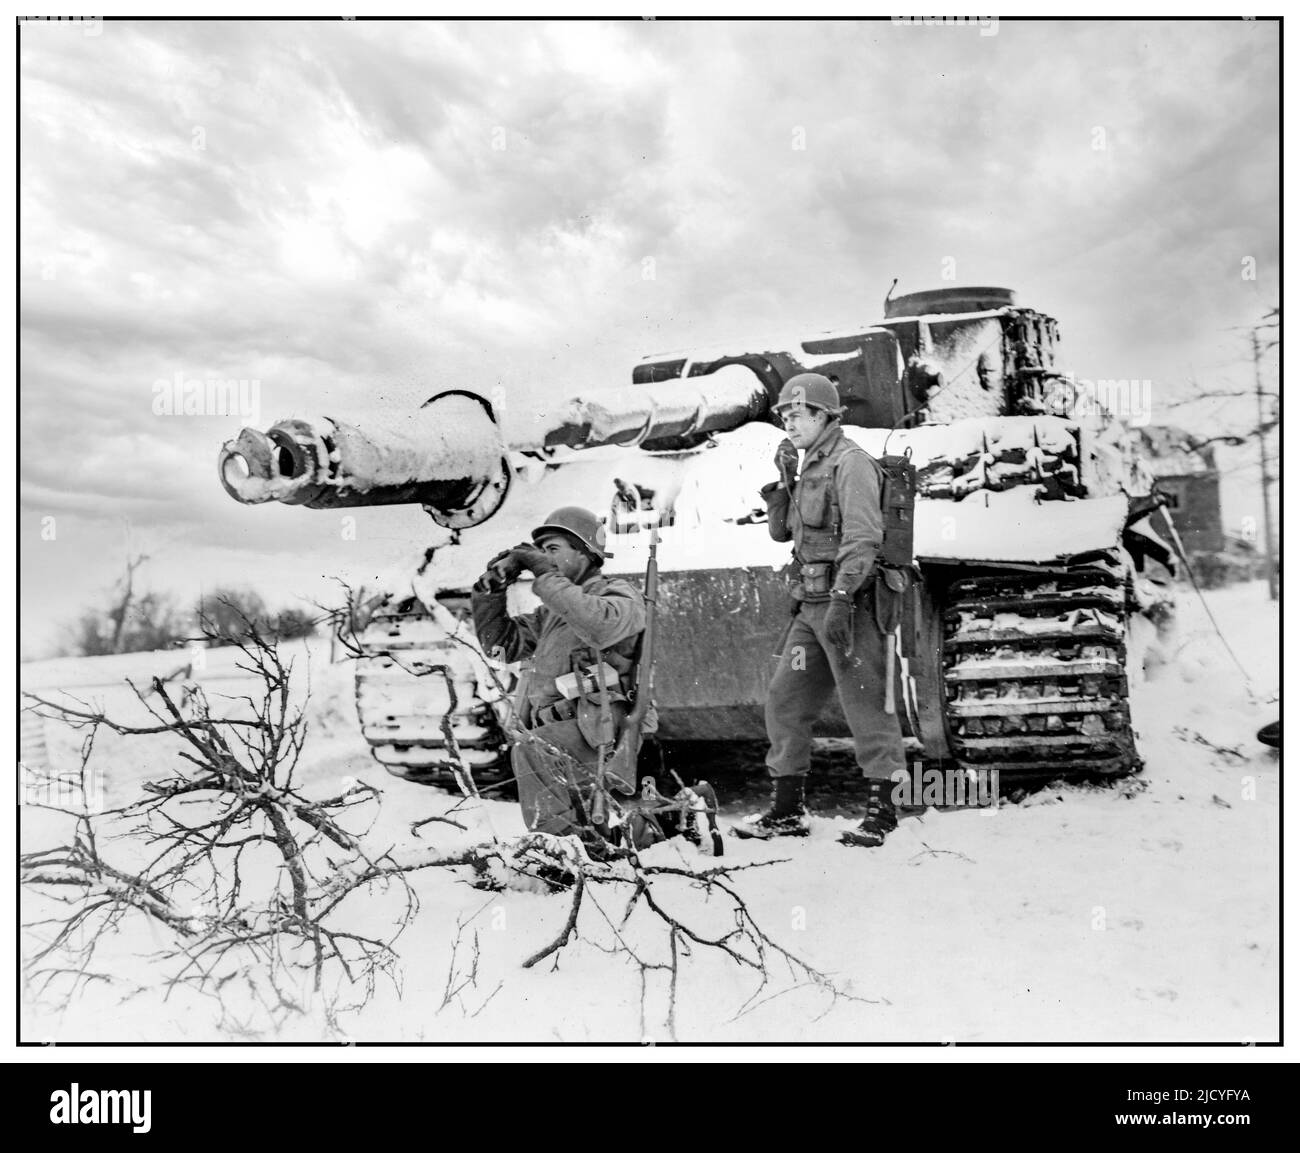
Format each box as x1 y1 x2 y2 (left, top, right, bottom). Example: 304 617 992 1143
509 544 557 577
773 438 798 488
825 594 854 653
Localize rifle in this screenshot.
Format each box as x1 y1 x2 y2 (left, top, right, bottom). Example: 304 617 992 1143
602 525 659 797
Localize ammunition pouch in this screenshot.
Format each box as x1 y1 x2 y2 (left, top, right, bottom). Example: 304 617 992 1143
872 565 912 635
789 520 842 601
798 560 835 600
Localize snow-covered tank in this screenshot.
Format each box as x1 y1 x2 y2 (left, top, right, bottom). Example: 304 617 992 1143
219 286 1175 786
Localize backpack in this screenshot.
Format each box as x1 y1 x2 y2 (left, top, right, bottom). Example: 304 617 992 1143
826 445 916 570
876 450 917 568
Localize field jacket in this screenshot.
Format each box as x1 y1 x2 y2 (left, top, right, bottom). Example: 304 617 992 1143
472 569 654 730
761 422 885 599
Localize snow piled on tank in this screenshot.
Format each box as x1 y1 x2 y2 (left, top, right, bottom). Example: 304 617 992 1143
326 394 504 491
500 364 767 452
632 312 1013 369
844 416 1078 463
914 488 1129 562
404 421 793 594
608 423 792 575
636 333 826 366
393 413 1129 596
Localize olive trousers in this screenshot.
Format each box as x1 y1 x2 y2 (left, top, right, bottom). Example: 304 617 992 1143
764 597 907 782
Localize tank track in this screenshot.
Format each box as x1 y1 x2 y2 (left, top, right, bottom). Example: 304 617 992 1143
940 552 1141 779
353 598 513 788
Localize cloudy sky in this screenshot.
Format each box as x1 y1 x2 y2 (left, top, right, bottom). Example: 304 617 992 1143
19 18 1279 657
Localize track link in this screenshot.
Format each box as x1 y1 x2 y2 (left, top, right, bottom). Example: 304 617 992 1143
941 556 1141 778
353 599 512 788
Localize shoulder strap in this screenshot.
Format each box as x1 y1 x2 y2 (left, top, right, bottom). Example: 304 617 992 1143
825 439 881 536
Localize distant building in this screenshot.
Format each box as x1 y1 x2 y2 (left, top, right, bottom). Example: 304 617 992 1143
1135 425 1223 556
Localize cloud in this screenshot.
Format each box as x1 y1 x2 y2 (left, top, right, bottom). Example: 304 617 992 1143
20 18 1279 655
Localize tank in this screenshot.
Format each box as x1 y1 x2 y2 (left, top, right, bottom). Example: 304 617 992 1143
219 287 1176 786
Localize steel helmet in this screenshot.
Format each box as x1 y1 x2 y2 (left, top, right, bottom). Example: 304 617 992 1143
772 372 844 417
531 505 614 560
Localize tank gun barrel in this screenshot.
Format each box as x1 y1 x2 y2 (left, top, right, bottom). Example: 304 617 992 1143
217 372 770 529
505 373 769 450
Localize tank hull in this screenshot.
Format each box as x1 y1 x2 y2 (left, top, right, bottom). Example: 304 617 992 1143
620 555 1142 779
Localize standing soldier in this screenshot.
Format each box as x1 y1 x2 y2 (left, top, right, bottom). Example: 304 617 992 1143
735 374 908 847
471 506 654 846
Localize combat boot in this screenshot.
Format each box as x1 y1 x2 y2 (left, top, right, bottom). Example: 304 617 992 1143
732 775 810 840
839 778 898 847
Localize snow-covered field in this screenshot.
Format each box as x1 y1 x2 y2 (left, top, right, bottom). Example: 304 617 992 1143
20 582 1279 1043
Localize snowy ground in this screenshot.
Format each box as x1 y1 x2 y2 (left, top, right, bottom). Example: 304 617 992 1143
19 581 1279 1043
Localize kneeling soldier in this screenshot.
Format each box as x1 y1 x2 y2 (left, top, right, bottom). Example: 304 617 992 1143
471 506 652 845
